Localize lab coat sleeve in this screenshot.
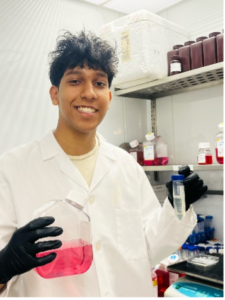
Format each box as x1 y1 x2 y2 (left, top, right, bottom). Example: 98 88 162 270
0 171 18 296
138 165 197 267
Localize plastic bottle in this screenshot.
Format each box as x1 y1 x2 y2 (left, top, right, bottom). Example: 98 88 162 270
129 140 144 166
154 136 169 165
170 55 182 75
167 44 183 76
197 142 213 165
216 32 224 62
203 32 221 66
151 268 158 297
143 132 155 166
171 174 185 220
190 36 208 70
215 122 224 164
30 190 93 278
205 215 213 230
178 41 195 72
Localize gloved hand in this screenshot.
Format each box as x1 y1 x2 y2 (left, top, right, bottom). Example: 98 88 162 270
0 217 63 284
166 165 208 211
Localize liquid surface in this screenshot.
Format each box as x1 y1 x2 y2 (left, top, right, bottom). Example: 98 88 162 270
154 157 169 165
35 240 93 278
216 148 223 164
198 155 213 165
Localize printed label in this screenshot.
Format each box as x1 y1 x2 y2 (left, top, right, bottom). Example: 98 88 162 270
121 31 131 63
143 145 154 160
171 62 181 72
198 153 206 163
217 138 224 157
130 152 137 161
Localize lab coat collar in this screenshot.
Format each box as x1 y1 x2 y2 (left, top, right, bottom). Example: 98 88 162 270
39 130 116 161
39 130 117 191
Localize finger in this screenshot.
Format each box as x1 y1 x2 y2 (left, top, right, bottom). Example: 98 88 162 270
178 165 192 177
19 217 55 233
27 227 63 243
183 173 199 187
29 240 62 255
185 179 203 192
193 185 208 202
36 253 57 267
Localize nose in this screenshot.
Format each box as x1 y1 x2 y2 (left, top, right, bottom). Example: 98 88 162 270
81 82 97 100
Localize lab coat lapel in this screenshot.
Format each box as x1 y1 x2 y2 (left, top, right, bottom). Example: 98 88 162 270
89 138 116 192
39 131 89 190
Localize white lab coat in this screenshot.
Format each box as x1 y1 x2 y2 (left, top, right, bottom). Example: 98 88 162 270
0 131 197 297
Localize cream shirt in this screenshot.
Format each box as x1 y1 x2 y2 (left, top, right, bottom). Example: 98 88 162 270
68 136 99 187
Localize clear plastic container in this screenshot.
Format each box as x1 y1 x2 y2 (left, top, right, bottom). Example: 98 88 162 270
215 122 224 164
182 243 189 260
197 142 213 165
30 190 92 279
154 136 169 165
205 215 213 230
171 174 185 220
129 140 144 166
187 254 219 267
143 132 155 166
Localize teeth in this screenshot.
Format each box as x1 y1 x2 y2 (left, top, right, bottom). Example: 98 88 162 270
77 106 96 113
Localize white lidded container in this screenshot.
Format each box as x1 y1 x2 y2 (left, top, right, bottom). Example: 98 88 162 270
100 10 189 88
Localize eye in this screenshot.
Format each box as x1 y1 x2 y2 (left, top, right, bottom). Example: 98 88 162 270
96 81 106 87
69 80 80 84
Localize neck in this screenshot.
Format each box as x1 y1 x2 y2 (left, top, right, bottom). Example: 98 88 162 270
53 125 96 156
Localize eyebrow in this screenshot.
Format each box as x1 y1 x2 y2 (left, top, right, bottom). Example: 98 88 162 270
65 70 108 78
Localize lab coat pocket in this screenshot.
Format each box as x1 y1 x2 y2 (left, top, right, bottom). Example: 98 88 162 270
115 209 147 260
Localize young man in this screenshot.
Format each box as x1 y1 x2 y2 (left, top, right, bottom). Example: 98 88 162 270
0 30 207 297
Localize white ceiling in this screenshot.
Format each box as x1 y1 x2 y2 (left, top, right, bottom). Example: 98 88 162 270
81 0 185 14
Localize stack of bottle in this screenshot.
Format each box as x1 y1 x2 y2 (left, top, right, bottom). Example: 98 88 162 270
129 133 169 166
182 242 223 258
186 214 215 245
167 30 223 76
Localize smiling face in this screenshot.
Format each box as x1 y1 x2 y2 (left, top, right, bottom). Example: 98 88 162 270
50 66 112 136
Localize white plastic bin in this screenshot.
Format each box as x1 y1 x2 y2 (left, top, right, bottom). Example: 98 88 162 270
100 10 189 88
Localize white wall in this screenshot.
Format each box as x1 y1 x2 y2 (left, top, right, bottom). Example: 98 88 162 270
158 0 223 40
0 0 150 154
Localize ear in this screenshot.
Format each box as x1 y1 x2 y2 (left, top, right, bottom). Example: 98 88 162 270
108 91 112 109
49 85 59 106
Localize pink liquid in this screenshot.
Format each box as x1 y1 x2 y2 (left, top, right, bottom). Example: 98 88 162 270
35 240 93 278
154 157 169 166
198 155 213 165
216 148 223 164
144 159 154 166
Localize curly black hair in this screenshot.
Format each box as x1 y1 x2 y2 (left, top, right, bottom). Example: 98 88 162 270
49 30 118 88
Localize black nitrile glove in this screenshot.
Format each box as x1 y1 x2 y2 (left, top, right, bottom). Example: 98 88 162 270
0 217 63 284
166 165 208 211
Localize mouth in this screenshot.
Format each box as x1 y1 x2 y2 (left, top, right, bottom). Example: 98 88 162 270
74 106 98 114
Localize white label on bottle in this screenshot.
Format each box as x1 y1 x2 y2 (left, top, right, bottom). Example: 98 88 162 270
170 62 181 72
144 145 154 160
198 153 206 163
217 138 224 157
130 151 137 161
